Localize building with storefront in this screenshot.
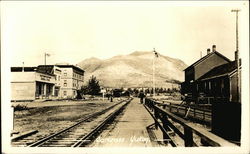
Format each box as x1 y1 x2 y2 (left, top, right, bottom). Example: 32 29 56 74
11 64 84 101
37 65 62 97
56 64 84 98
11 67 56 101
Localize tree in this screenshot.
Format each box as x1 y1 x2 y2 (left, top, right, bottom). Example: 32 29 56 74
88 75 101 95
80 85 90 95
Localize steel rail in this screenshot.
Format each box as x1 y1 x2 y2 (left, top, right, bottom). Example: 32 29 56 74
73 98 132 147
28 98 130 147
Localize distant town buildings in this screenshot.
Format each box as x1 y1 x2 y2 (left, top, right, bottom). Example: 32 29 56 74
11 64 84 101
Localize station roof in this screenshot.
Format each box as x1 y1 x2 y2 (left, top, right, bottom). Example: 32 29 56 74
198 60 240 81
184 51 231 71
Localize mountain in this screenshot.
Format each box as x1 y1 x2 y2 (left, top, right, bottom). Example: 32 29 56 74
77 51 187 88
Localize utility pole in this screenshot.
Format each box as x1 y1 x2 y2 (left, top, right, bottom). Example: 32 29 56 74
231 9 240 103
152 48 159 98
22 62 24 72
44 52 50 65
153 48 156 98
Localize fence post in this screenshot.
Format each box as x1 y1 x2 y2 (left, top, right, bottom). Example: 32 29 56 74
203 110 205 121
154 106 159 130
184 127 194 147
185 106 187 116
163 104 166 109
161 114 171 144
194 108 196 118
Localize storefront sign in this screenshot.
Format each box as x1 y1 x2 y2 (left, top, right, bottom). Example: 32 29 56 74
40 75 51 81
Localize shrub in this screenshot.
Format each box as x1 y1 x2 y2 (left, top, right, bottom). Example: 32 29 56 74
12 104 28 111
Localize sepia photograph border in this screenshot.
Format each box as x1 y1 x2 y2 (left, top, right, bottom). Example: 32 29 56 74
1 1 249 154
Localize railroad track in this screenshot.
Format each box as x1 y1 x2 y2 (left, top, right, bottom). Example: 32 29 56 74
12 98 132 147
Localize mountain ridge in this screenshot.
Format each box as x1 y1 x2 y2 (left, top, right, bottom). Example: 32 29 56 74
78 51 187 88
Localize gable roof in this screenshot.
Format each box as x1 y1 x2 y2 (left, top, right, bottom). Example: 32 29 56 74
184 51 231 71
56 64 85 73
198 60 238 81
37 65 54 75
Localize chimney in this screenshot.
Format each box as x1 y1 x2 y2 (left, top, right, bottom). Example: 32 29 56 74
207 48 211 55
212 45 216 52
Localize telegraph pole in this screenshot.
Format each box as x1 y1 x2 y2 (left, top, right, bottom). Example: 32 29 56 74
231 9 240 103
45 53 47 65
153 48 156 98
44 52 51 65
22 62 24 72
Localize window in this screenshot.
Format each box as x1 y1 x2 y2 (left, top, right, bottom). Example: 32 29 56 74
64 80 67 87
64 91 67 96
221 79 224 88
64 72 67 77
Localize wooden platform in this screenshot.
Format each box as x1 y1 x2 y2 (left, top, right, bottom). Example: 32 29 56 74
91 98 155 147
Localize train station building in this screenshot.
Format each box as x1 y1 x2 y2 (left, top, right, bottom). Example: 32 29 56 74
181 45 241 142
181 45 241 104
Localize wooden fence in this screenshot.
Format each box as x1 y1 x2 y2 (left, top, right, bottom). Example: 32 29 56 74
144 98 237 147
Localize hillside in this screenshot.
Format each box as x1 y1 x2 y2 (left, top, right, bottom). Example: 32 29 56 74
78 51 187 88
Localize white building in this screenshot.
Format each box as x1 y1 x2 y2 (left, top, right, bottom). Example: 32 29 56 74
56 65 84 98
11 67 56 101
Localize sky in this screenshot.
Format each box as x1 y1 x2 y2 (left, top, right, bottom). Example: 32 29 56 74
1 1 249 67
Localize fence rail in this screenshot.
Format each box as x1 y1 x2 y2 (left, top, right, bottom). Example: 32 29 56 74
156 101 211 124
144 98 237 147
